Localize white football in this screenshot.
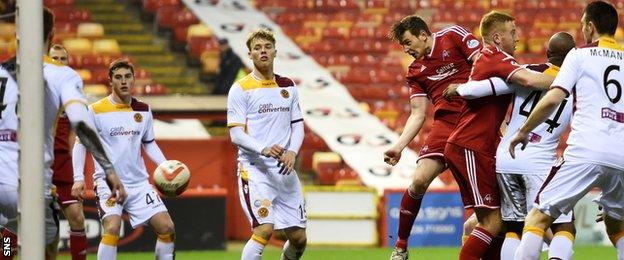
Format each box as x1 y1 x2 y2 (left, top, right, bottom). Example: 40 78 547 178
153 160 190 197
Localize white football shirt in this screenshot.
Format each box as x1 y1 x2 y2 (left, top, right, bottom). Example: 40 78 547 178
552 37 624 170
227 73 303 167
497 64 573 174
0 66 19 187
88 96 156 187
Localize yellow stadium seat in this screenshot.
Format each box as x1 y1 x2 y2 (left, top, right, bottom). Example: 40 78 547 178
312 152 342 173
186 24 212 40
0 23 15 41
76 69 92 82
83 84 109 96
76 23 105 38
62 38 92 55
616 27 624 41
92 39 121 55
201 51 219 73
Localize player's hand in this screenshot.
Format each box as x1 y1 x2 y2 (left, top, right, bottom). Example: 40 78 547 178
508 130 530 159
443 83 460 99
384 146 403 166
71 181 86 201
105 169 127 204
278 150 297 175
261 144 285 159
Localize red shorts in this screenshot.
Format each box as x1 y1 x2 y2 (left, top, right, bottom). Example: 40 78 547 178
444 143 500 209
52 154 77 205
418 119 455 162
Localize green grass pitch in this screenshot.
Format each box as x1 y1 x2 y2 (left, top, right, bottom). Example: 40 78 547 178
56 245 616 259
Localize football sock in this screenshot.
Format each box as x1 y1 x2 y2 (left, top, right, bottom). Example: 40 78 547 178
459 227 493 260
500 232 520 260
482 233 504 260
1 227 17 260
549 231 574 260
280 240 305 260
242 234 267 260
69 229 87 260
97 233 118 260
155 233 175 260
514 226 544 260
396 188 423 250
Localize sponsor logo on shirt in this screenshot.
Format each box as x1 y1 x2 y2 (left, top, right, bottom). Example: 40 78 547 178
427 63 458 81
0 129 16 142
468 39 480 49
602 107 624 123
258 103 290 114
109 126 140 136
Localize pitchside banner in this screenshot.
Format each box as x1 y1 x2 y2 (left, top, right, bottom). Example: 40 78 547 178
56 195 226 252
182 0 429 192
385 190 463 247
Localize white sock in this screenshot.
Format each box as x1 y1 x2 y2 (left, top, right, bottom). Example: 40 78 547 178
155 235 175 260
515 227 544 260
97 244 117 260
281 240 305 260
613 235 624 260
501 232 520 260
549 231 574 260
242 235 267 260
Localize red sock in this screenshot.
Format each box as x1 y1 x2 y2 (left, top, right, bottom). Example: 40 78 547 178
69 229 87 260
395 189 423 249
482 233 504 260
460 227 493 260
1 227 17 260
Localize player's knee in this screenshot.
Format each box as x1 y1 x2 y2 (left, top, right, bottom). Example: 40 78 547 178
289 231 307 249
158 221 175 236
463 215 478 235
552 222 576 235
103 222 121 236
253 224 274 241
67 210 85 229
505 221 524 235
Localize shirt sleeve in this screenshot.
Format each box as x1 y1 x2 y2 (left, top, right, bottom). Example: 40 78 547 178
550 48 580 96
142 108 156 143
226 84 247 127
448 25 482 60
471 50 522 82
290 87 303 123
59 67 87 106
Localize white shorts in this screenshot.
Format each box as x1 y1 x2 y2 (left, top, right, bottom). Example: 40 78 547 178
536 159 624 220
0 185 58 244
237 161 306 230
94 178 168 228
497 173 573 223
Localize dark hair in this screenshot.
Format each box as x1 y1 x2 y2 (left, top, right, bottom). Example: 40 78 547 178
584 1 618 35
108 58 135 79
389 15 431 42
44 8 54 42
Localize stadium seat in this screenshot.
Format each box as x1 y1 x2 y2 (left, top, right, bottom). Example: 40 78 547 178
62 38 92 55
83 84 109 96
75 69 92 83
92 39 121 55
44 0 75 8
0 23 15 41
76 23 105 39
187 24 213 40
156 5 182 32
142 83 168 95
143 0 181 14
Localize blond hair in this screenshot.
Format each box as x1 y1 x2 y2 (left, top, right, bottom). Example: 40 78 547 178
479 11 515 42
246 28 276 51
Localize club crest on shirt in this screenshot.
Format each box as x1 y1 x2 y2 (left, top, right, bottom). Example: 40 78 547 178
468 39 480 49
280 89 289 99
258 207 269 218
442 50 450 61
106 197 115 207
134 113 143 123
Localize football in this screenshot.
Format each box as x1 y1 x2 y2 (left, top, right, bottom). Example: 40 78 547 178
153 160 190 197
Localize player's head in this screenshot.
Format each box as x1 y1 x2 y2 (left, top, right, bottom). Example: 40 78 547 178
43 8 55 50
546 32 575 67
479 11 517 55
581 1 618 44
48 44 68 66
108 58 135 99
246 28 276 70
389 15 432 60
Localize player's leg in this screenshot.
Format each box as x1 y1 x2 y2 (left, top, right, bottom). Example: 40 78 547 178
58 180 88 260
597 167 624 260
94 178 124 260
604 215 624 260
515 161 599 260
463 212 477 244
45 196 60 260
274 171 307 260
549 222 575 260
497 173 527 259
237 163 277 260
148 212 175 260
0 185 18 259
394 158 446 252
281 227 306 260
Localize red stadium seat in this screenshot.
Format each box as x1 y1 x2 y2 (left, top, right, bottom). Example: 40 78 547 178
143 0 181 14
156 5 183 31
142 83 168 95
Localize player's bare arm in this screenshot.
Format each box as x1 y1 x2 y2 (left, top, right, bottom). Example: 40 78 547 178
279 119 304 175
510 69 555 90
384 97 428 166
508 88 567 158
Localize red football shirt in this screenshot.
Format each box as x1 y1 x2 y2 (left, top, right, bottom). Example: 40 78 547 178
447 45 523 155
406 25 482 121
